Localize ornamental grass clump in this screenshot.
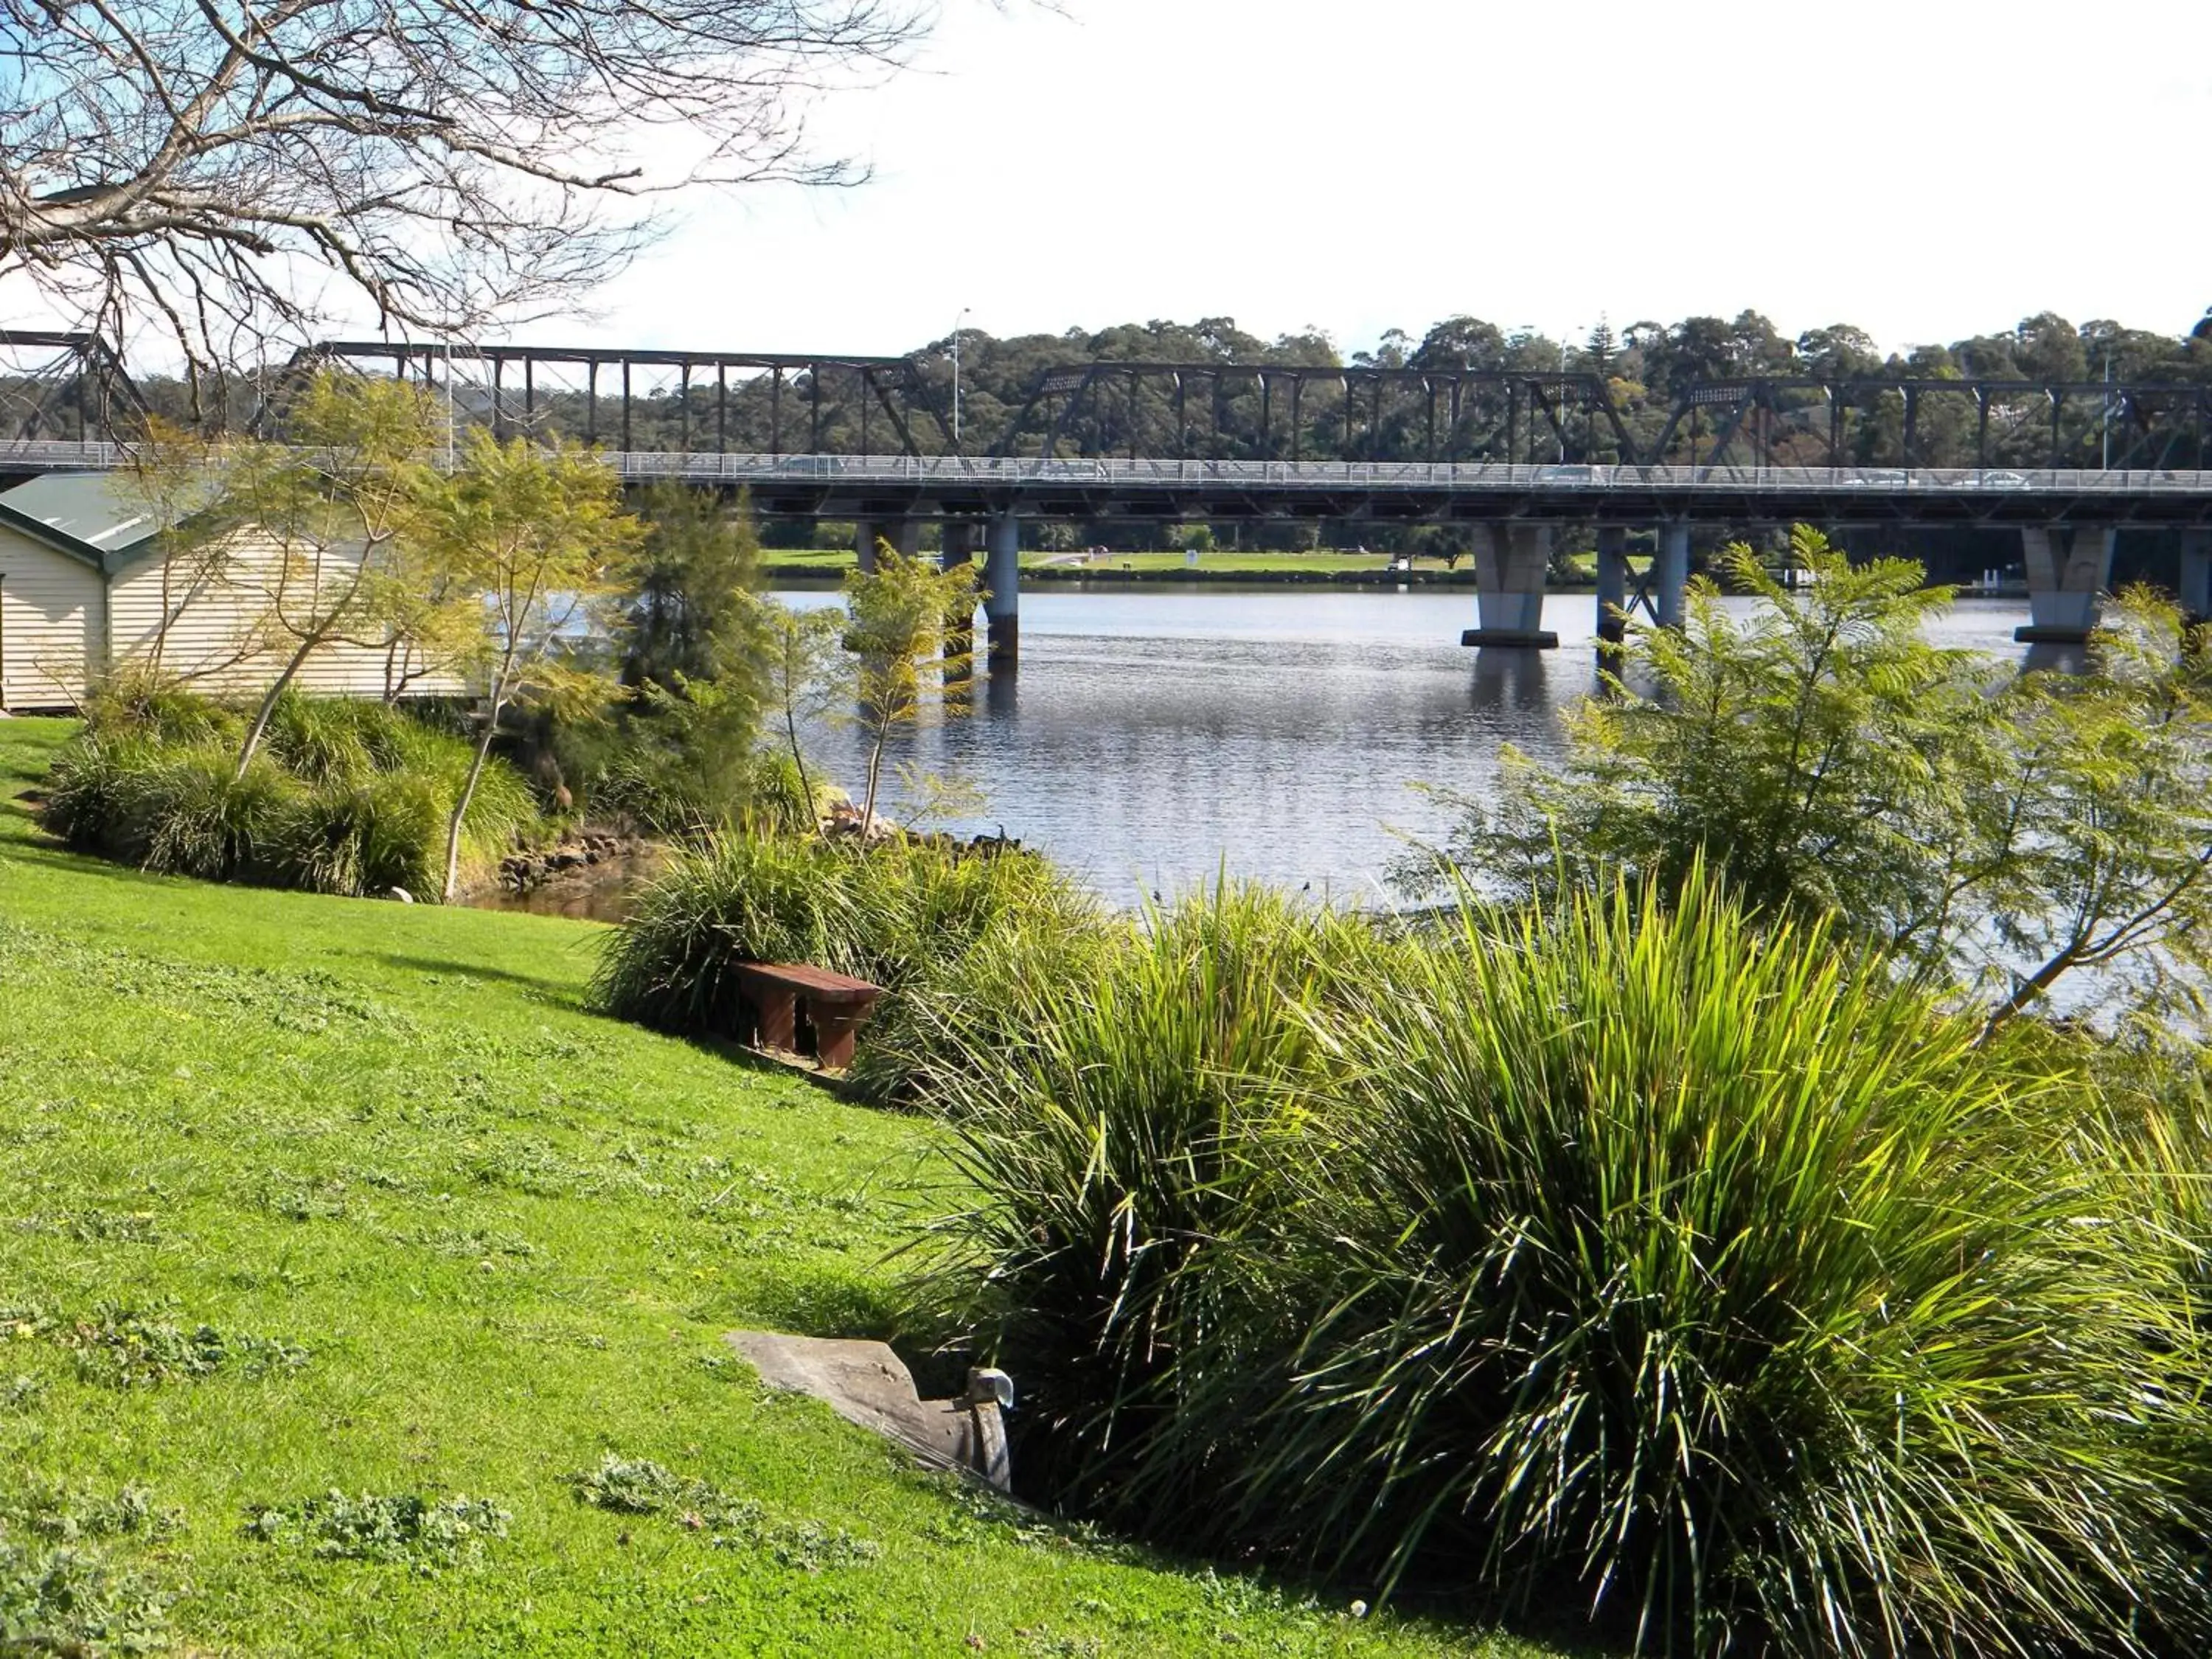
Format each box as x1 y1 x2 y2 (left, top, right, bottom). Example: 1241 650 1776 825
1239 869 2211 1655
42 686 541 899
905 886 1396 1513
908 868 2212 1656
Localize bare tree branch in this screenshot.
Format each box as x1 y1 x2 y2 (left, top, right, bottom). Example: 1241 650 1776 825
1 0 927 399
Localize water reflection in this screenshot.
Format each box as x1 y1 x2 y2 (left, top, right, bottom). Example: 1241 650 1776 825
1469 647 1554 719
780 584 2039 903
2020 641 2092 676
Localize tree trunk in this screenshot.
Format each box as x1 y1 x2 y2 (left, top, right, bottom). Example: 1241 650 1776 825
860 712 891 836
1982 943 2081 1038
234 629 327 780
783 696 817 836
442 687 506 904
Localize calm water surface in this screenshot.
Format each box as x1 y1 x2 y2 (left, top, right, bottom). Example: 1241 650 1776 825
782 585 2045 905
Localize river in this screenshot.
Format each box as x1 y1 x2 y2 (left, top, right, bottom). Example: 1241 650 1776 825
776 585 2049 905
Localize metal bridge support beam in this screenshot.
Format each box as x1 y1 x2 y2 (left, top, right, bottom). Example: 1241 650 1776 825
1595 526 1628 657
2181 529 2211 623
984 512 1021 669
854 518 880 574
1461 524 1559 648
1656 524 1691 630
2016 525 2116 642
942 521 978 681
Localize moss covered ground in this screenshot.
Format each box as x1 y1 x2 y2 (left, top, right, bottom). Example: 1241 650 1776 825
0 717 1576 1657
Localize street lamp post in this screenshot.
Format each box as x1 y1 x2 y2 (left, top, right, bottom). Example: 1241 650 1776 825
953 307 972 451
2101 347 2113 470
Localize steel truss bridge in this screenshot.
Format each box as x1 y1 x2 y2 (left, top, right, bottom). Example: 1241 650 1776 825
7 331 2211 648
13 327 2212 491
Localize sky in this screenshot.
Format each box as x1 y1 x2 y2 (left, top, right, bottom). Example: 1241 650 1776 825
7 0 2206 366
560 0 2212 361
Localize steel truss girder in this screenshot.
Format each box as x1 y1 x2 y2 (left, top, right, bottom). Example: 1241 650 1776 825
274 341 958 456
229 343 2212 478
0 330 147 442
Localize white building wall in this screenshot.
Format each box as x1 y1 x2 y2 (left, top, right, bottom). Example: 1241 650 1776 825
108 532 465 700
0 526 105 711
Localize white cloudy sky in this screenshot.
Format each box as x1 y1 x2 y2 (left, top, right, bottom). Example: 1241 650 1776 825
566 0 2212 359
10 0 2205 363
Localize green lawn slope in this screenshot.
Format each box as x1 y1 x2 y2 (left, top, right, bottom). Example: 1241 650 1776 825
0 717 1571 1658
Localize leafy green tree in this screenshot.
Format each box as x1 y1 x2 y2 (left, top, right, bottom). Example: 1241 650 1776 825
1404 527 2212 1029
420 430 638 900
618 483 767 694
1981 591 2212 1026
214 374 443 779
758 599 846 833
840 545 979 833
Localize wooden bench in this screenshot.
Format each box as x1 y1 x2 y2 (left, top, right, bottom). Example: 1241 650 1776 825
733 962 883 1071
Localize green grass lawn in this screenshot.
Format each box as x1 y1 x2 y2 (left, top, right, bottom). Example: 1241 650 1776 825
0 717 1575 1657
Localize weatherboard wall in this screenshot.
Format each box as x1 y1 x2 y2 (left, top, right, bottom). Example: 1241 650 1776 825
0 525 105 711
106 534 467 700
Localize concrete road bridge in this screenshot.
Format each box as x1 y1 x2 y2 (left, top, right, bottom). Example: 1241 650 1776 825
5 331 2211 658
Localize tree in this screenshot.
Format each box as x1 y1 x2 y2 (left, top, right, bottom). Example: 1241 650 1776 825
1 0 922 390
1402 528 2212 1030
840 544 978 833
420 428 636 901
122 417 242 682
1980 591 2212 1027
372 525 485 704
215 372 442 776
758 599 845 833
618 483 767 694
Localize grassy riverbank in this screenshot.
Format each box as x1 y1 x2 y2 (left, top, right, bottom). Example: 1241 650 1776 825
759 549 1638 588
0 717 1568 1657
765 549 1558 582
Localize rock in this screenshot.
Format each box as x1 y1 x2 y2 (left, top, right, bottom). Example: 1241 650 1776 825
725 1332 1012 1493
386 886 415 904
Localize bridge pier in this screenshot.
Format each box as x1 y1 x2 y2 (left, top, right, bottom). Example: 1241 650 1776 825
985 512 1020 668
1595 526 1628 655
2181 529 2211 624
1461 524 1558 648
2015 525 2115 642
942 521 977 681
854 517 923 574
1656 524 1690 629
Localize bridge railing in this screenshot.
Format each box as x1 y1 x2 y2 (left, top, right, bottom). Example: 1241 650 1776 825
9 438 2212 497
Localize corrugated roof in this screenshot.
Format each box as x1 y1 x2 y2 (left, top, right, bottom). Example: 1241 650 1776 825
0 474 167 566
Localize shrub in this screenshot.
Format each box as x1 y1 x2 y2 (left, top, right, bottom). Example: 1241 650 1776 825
133 745 300 883
908 870 2212 1656
42 688 543 901
262 689 386 784
841 873 1120 1107
1242 871 2210 1654
902 886 1391 1508
82 669 243 747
